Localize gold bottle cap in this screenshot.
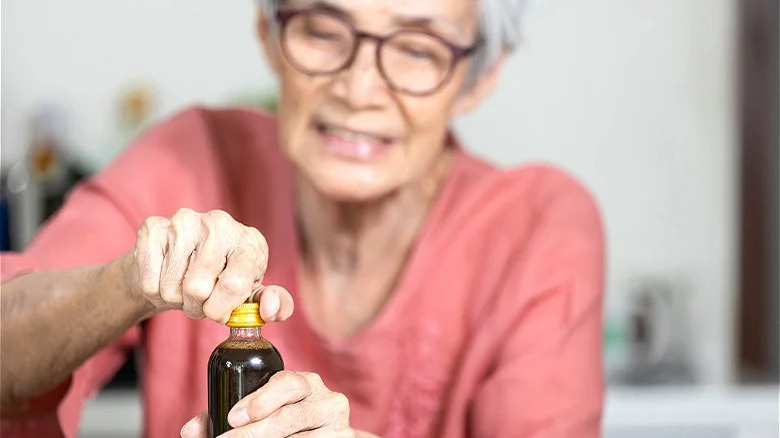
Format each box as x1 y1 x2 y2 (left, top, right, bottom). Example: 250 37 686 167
226 303 265 328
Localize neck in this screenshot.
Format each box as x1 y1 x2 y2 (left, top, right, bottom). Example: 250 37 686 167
294 149 454 337
228 326 262 339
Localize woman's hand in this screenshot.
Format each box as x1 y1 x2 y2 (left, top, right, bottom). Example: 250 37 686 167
122 208 293 324
180 371 360 438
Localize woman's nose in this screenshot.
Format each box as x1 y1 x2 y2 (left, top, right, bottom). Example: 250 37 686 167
332 40 390 109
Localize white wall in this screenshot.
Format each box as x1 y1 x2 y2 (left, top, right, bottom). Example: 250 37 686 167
2 0 273 168
455 0 739 384
2 0 739 384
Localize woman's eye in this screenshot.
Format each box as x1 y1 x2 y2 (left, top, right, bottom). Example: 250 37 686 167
403 47 435 60
306 27 340 40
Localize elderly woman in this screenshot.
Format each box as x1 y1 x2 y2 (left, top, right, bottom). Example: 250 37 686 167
0 0 604 437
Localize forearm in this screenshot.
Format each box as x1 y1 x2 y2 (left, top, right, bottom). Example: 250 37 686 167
0 253 150 413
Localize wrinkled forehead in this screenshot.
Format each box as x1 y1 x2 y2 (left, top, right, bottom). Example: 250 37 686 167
281 0 480 42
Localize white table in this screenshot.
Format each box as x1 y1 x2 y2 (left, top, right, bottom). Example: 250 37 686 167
80 385 779 437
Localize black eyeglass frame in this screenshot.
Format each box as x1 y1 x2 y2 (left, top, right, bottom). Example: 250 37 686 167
275 8 482 96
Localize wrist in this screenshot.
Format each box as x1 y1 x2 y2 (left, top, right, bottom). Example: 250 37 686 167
101 253 156 322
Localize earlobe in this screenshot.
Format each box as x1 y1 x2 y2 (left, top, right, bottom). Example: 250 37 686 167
450 52 509 116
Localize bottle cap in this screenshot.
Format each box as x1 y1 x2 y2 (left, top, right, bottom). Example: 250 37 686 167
226 303 265 328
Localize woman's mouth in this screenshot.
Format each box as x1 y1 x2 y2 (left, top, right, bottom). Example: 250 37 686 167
315 123 395 161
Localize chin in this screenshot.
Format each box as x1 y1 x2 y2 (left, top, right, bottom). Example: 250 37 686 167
303 162 400 203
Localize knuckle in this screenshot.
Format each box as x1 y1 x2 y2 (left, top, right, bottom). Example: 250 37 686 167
150 215 169 229
205 209 233 226
159 288 182 304
332 393 350 416
170 208 186 222
269 371 286 383
183 277 212 300
138 216 165 239
220 274 249 294
273 371 305 390
139 277 159 296
140 216 157 231
239 229 257 249
175 207 196 218
201 211 238 242
170 208 197 230
302 371 323 387
296 372 314 389
246 394 269 417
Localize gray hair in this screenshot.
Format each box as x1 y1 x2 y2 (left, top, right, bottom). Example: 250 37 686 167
256 0 525 86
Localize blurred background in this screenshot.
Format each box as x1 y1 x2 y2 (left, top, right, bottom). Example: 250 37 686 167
1 0 778 437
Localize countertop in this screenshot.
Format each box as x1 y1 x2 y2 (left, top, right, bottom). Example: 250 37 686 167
80 385 779 438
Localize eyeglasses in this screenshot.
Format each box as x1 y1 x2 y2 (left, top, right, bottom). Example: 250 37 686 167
276 9 481 96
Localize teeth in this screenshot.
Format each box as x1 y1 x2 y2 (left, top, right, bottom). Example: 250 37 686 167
324 126 384 143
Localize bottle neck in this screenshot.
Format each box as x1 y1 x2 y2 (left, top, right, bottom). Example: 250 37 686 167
228 326 263 340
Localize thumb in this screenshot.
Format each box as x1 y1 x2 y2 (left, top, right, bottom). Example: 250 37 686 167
180 410 209 438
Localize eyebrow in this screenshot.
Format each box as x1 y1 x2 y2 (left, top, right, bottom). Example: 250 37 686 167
293 0 464 40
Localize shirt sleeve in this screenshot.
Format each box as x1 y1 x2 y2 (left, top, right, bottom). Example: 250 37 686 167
0 181 143 438
469 174 606 438
0 107 243 437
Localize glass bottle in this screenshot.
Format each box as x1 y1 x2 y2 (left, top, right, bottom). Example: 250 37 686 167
208 303 284 436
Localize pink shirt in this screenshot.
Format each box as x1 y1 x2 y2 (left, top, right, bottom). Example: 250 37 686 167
1 108 605 438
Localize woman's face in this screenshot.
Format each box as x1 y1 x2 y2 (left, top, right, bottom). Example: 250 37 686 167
261 0 483 201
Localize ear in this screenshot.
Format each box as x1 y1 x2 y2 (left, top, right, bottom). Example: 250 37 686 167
450 51 509 116
256 11 283 76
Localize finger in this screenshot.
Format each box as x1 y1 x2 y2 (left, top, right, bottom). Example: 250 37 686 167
228 371 313 427
288 430 355 438
134 216 170 298
180 410 209 438
160 208 200 305
201 231 260 323
181 215 232 319
244 226 270 286
249 285 294 323
221 401 320 438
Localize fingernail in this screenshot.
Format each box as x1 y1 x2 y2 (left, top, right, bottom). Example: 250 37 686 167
228 409 250 427
262 290 280 321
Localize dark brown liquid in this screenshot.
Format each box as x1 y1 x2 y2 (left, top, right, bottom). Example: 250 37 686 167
208 338 284 436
